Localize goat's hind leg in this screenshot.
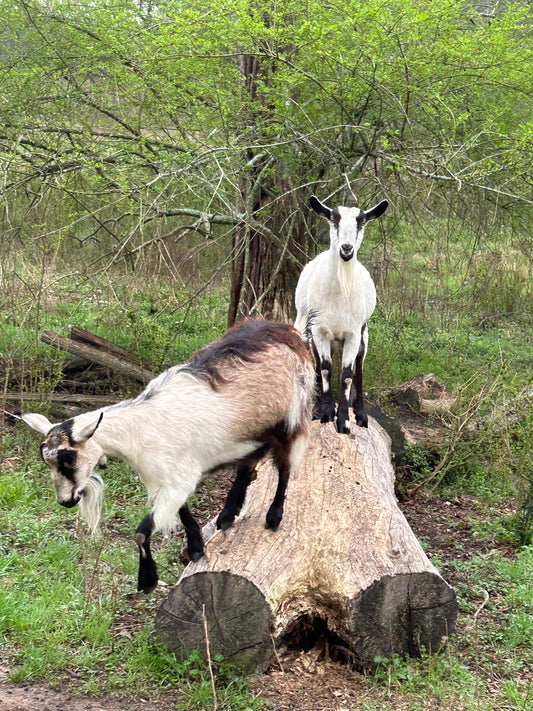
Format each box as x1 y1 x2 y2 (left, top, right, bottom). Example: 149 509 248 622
266 432 306 530
217 449 266 531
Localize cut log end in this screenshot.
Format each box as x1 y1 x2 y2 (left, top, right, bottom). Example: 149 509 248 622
347 572 457 665
154 571 274 672
154 568 457 672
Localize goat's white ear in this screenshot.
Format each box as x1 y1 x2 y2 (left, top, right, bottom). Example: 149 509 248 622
364 200 388 221
21 413 54 435
72 412 104 444
309 195 333 221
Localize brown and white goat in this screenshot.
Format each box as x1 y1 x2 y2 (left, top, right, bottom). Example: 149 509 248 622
22 319 314 593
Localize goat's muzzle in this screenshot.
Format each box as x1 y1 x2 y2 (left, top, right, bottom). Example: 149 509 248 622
59 494 81 509
340 244 354 261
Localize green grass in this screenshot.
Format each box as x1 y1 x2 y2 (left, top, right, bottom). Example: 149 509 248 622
0 446 262 710
2 436 532 710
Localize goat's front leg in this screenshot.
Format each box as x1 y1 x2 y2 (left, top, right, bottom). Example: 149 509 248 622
135 512 158 594
352 324 369 428
178 504 204 562
312 335 335 423
337 332 362 434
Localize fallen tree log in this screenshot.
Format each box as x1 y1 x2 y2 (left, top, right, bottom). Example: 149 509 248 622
2 392 117 406
69 327 154 370
154 418 457 672
41 331 153 384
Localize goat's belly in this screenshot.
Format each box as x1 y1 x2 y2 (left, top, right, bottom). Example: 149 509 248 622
317 321 361 344
200 439 261 472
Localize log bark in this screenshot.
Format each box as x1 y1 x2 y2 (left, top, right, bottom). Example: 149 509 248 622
40 331 153 384
154 418 457 672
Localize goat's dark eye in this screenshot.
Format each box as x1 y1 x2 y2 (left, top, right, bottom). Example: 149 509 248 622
57 449 78 481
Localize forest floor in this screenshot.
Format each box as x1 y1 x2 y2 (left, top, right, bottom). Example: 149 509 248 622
0 491 515 711
0 365 522 710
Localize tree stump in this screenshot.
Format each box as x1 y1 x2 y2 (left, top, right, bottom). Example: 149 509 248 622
154 418 457 671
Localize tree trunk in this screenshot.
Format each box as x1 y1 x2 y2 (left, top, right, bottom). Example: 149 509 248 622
154 418 457 672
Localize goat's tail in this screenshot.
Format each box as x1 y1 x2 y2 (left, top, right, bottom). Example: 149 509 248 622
79 472 105 534
293 308 317 350
286 329 316 435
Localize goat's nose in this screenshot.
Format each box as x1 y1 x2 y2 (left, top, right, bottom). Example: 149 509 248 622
340 244 354 261
59 494 81 509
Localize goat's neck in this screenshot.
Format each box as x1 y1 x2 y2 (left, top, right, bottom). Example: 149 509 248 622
78 400 148 466
330 251 355 298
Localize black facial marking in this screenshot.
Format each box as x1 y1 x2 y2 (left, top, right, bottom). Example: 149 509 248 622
356 212 366 229
60 419 76 446
46 420 76 449
57 448 78 481
331 208 341 229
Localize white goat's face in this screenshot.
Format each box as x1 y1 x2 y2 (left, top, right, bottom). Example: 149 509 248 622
22 413 105 509
330 205 366 262
309 194 389 262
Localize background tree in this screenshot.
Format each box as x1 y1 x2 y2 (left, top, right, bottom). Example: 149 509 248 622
0 0 531 322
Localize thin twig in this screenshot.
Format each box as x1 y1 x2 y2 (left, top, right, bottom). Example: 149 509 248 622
202 604 218 711
473 589 489 621
270 633 285 674
473 589 489 711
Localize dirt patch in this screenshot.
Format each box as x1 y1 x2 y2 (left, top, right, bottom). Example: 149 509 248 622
0 678 171 711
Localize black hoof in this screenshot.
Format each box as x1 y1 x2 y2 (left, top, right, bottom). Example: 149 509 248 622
313 397 336 423
266 506 282 531
188 549 204 562
355 413 368 428
336 418 351 434
139 581 158 594
216 510 235 531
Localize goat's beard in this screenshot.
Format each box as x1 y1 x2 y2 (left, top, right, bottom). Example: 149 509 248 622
337 260 353 298
78 472 105 534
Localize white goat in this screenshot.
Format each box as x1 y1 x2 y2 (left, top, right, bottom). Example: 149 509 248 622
22 319 314 593
294 194 388 433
